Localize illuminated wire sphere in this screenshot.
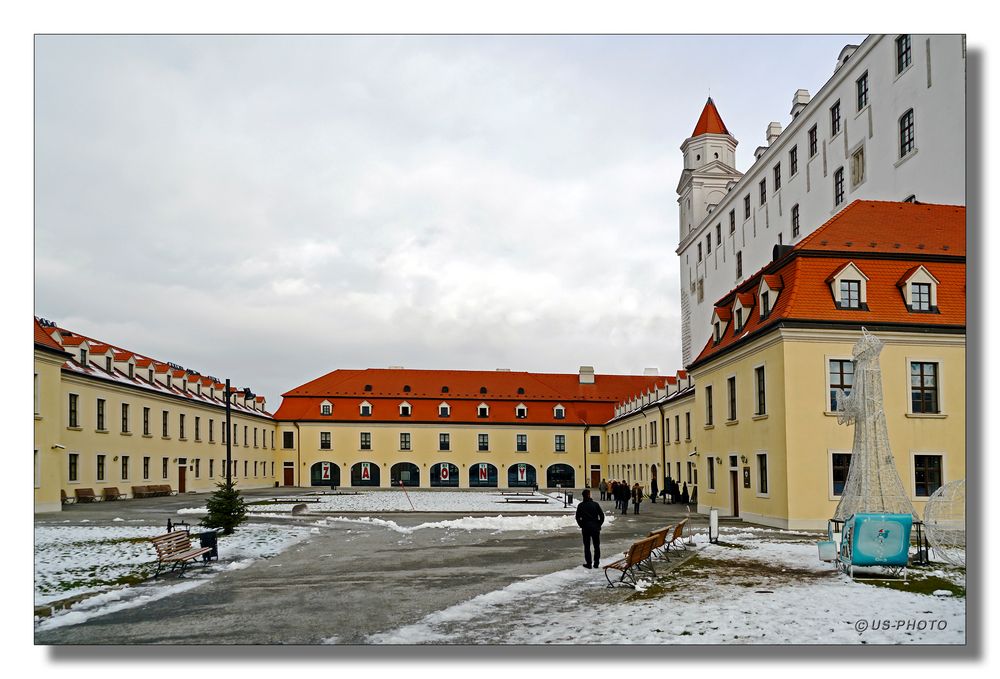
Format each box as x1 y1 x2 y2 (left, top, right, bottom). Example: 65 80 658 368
923 479 965 568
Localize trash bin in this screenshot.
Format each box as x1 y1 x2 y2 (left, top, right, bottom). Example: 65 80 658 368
199 530 219 561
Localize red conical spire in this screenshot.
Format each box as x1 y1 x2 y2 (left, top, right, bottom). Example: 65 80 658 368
691 97 730 137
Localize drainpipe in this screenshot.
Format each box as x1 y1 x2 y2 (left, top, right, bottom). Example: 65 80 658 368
656 403 667 491
582 423 590 489
294 422 301 488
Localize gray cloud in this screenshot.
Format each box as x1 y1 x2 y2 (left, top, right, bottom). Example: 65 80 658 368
35 34 862 403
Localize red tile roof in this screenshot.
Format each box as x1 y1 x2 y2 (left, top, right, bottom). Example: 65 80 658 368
34 319 67 353
691 97 730 137
690 202 966 368
275 369 666 424
60 336 88 347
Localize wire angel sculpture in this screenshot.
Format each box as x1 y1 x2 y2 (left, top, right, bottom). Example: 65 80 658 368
833 328 918 521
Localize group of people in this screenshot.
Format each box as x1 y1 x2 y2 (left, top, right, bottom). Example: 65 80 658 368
596 479 646 515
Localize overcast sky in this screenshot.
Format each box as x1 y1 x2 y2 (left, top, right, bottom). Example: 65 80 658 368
35 34 863 404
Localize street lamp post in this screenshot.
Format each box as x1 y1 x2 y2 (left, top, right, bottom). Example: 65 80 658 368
225 378 232 486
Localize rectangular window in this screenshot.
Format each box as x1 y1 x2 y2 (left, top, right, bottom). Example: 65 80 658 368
121 455 129 481
914 454 942 497
439 404 450 417
360 432 371 450
472 433 486 452
791 204 800 237
727 376 737 421
439 433 450 451
899 109 915 157
232 424 238 446
400 433 411 451
162 457 168 479
516 434 527 452
697 243 702 262
773 163 781 191
707 458 715 491
685 412 691 440
834 167 845 206
143 407 150 436
840 280 861 309
856 71 869 111
650 421 657 445
911 362 940 413
851 146 865 187
195 416 201 441
755 366 766 416
705 385 714 425
759 178 767 205
179 414 186 439
896 34 911 74
360 403 372 417
715 224 721 247
209 458 214 478
757 453 769 494
253 461 257 477
34 373 39 415
69 394 78 427
320 432 331 450
591 434 601 453
195 459 200 478
808 125 818 157
743 194 751 220
761 291 770 318
97 398 106 431
162 411 169 437
674 415 680 442
478 405 489 418
253 427 258 447
121 403 129 433
555 435 566 452
97 454 106 481
832 453 852 496
209 419 214 443
143 456 150 480
789 145 798 176
243 425 248 447
244 461 248 478
829 359 855 411
706 235 711 255
736 251 743 278
729 209 735 234
830 100 841 136
911 282 931 311
283 431 294 449
69 453 79 482
665 418 670 444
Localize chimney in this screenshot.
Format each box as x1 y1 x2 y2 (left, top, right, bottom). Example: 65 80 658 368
766 121 782 145
578 366 595 384
834 44 859 73
643 367 659 376
789 89 811 118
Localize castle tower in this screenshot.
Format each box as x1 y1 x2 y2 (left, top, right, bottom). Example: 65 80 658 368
676 98 743 364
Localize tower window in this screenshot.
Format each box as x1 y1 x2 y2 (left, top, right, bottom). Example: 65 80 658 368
896 35 911 74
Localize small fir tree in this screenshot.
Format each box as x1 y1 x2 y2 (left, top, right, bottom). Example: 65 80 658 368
201 478 247 535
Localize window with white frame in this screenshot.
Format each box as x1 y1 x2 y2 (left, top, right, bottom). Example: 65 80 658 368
399 433 411 451
851 146 865 187
705 385 714 425
707 458 716 491
834 167 845 206
517 433 527 452
754 366 766 416
553 405 565 420
896 34 911 74
477 403 489 418
320 401 332 416
856 71 869 111
911 282 932 311
791 204 800 237
439 433 450 451
555 435 566 452
360 432 371 450
97 454 106 481
438 402 450 418
727 376 737 421
399 402 411 417
515 404 527 419
829 359 855 411
478 433 489 451
910 361 940 414
830 100 841 136
831 453 852 496
320 432 331 450
359 401 372 417
789 145 798 176
756 453 769 495
808 125 818 157
773 163 781 192
68 453 79 482
899 109 915 158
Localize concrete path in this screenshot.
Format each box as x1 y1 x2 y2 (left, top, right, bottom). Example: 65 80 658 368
35 490 708 644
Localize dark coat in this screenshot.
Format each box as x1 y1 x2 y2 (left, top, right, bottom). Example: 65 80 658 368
575 497 605 531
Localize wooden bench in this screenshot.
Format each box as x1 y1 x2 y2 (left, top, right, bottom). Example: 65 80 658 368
150 531 213 578
503 497 549 503
74 487 102 503
647 527 670 558
61 489 76 505
153 484 178 496
603 536 658 588
663 518 689 558
102 486 127 501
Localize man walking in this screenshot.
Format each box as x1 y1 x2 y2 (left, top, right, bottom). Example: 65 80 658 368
575 489 605 569
599 478 608 501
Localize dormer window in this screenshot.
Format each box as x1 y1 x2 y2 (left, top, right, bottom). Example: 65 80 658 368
898 265 940 313
735 308 744 332
403 385 411 392
148 369 154 383
714 322 721 343
479 387 487 394
553 405 566 420
710 307 731 345
128 364 134 379
517 387 525 395
515 404 527 419
477 403 490 418
399 402 412 417
80 348 88 365
441 386 449 393
166 374 172 388
828 262 870 311
761 291 771 318
438 402 451 418
320 401 332 416
105 356 112 373
360 401 372 417
840 281 861 309
364 384 372 392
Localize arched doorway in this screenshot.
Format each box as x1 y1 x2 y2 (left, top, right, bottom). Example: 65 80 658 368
310 461 341 487
430 462 459 487
468 462 498 488
350 461 380 487
390 462 420 487
650 464 658 488
546 463 575 488
507 463 536 488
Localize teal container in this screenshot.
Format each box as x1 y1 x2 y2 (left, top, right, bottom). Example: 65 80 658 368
840 513 912 568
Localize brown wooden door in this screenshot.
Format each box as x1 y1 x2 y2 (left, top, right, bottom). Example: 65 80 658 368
730 469 739 517
283 466 295 486
590 468 601 488
178 465 186 493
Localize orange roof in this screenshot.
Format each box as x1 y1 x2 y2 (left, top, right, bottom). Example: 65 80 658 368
275 369 666 424
134 357 153 368
761 274 783 290
795 200 965 256
61 336 88 347
691 97 730 137
713 307 732 322
734 292 755 308
34 319 67 353
112 351 134 361
691 202 966 368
